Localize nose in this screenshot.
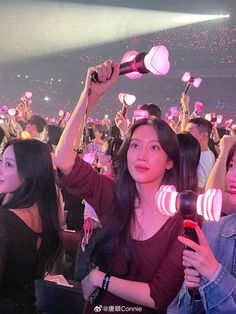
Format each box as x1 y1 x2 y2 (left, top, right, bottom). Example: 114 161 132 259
138 145 148 160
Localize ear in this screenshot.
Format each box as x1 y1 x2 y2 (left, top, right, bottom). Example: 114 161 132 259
166 159 173 170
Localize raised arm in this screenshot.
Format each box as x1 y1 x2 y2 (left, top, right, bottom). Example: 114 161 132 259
205 135 236 213
180 93 190 132
54 59 120 175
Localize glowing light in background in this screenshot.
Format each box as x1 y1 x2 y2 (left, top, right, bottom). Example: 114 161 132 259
0 1 230 63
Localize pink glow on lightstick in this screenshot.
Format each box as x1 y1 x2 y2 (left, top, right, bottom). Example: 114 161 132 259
217 115 223 124
133 109 150 121
25 91 32 99
83 152 95 165
92 45 170 82
165 112 172 121
225 119 233 129
64 112 71 121
170 106 180 118
155 185 178 217
2 105 8 112
8 108 16 116
205 113 211 121
182 72 202 94
59 110 65 117
193 77 202 88
21 91 33 102
86 116 94 123
118 93 136 106
155 185 222 221
144 45 170 76
196 188 222 222
194 101 204 113
120 50 142 80
182 72 191 82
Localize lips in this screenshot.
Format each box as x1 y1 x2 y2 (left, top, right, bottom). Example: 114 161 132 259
135 165 149 171
228 185 236 195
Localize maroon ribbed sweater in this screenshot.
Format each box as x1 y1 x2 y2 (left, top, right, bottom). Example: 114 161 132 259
59 155 184 314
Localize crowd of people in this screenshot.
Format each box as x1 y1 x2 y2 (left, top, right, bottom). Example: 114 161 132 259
0 57 236 314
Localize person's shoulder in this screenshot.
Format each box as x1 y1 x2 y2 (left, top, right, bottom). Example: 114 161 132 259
203 213 236 238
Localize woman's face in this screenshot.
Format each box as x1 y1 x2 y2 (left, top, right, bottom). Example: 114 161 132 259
97 142 111 168
226 151 236 205
127 125 173 187
0 145 24 194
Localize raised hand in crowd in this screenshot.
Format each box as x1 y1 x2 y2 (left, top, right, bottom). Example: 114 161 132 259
114 110 129 138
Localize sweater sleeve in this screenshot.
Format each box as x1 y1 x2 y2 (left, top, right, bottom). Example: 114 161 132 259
57 155 115 219
199 265 236 312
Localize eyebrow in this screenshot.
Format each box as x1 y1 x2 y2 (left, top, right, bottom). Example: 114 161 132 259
130 138 160 143
5 157 17 163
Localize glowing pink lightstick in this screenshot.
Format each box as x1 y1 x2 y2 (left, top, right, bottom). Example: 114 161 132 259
133 109 149 121
182 72 202 95
155 185 222 244
91 45 170 82
118 93 136 117
21 91 33 102
8 108 17 117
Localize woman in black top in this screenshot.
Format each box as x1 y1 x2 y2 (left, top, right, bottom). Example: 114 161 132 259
0 139 62 314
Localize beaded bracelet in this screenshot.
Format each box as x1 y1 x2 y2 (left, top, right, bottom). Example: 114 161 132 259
102 274 111 291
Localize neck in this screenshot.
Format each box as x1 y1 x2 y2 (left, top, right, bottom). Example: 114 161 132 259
200 142 209 152
136 181 161 211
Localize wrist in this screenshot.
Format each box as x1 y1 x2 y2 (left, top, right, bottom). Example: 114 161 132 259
206 262 221 281
91 270 105 288
102 273 111 291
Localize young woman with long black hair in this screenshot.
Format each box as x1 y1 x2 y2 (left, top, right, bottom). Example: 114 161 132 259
55 59 184 314
0 139 62 314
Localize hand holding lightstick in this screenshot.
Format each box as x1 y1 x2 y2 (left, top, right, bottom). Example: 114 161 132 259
180 72 202 113
118 93 136 117
156 185 222 294
91 45 170 82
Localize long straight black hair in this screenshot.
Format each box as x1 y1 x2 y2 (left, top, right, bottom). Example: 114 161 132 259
177 132 201 192
0 139 62 271
93 117 180 275
226 141 236 171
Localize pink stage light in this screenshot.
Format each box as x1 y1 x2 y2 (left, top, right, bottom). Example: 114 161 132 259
91 45 170 82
